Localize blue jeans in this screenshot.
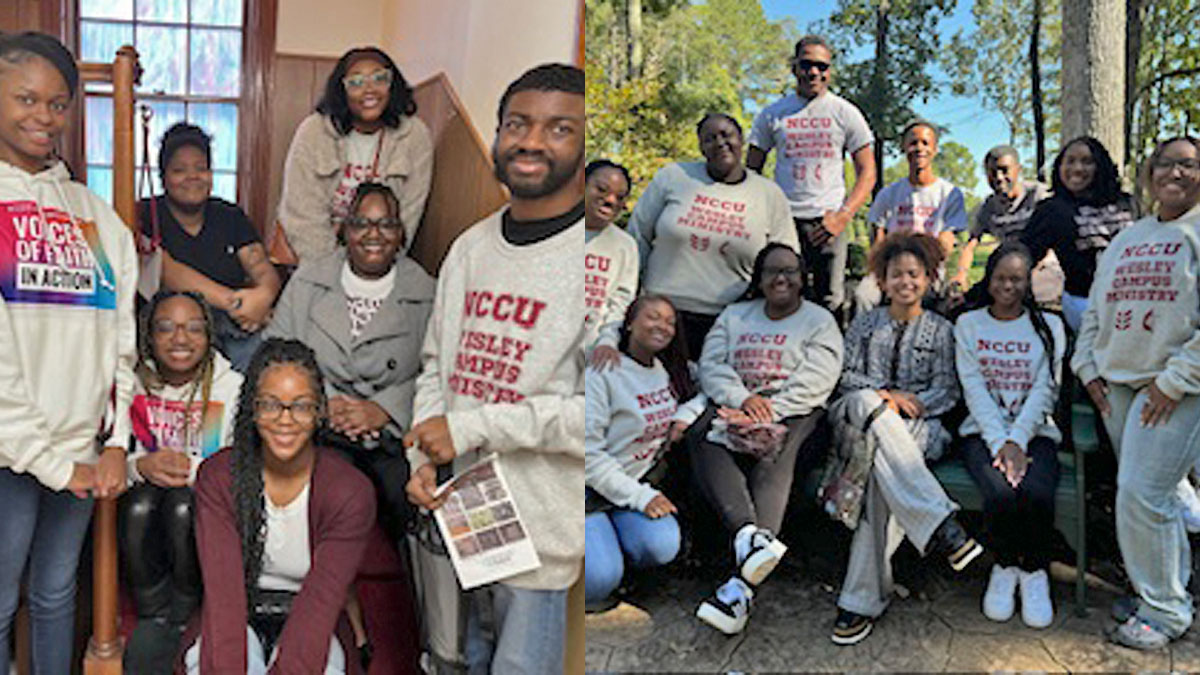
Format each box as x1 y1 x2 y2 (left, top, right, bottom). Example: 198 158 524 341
0 469 95 674
584 510 680 603
213 309 264 374
465 583 566 675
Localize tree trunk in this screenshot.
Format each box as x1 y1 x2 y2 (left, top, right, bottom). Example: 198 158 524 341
1031 0 1047 180
871 0 890 197
1061 0 1127 172
627 0 643 80
1124 0 1145 174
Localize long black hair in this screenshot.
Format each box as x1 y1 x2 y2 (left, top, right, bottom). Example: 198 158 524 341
1050 136 1125 206
230 338 326 609
0 31 79 95
744 242 806 301
137 290 217 443
316 47 416 135
616 294 697 402
975 241 1058 384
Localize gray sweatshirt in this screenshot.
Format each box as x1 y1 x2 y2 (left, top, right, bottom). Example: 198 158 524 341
585 224 638 349
1073 204 1200 400
409 210 584 591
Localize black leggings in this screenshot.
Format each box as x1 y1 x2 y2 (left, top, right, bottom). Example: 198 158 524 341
690 410 823 536
960 435 1060 571
321 429 412 543
678 310 718 363
118 483 201 623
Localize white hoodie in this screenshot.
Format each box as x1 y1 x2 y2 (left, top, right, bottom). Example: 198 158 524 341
126 351 243 485
0 160 138 491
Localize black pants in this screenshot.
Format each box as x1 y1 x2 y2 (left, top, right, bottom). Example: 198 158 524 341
118 483 201 623
690 410 823 536
321 429 413 542
794 216 848 324
678 310 718 362
960 435 1060 571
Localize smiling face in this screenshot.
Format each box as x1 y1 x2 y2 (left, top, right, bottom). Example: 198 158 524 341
1059 141 1097 196
698 115 743 179
163 144 212 210
151 295 208 381
492 90 585 200
759 247 804 309
345 191 402 278
986 153 1022 201
255 363 321 465
344 57 391 131
883 252 930 308
0 54 70 173
793 43 833 99
1150 139 1200 217
627 298 676 357
585 166 630 230
904 125 938 173
987 252 1030 313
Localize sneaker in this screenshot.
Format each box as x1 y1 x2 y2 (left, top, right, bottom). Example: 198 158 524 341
1107 615 1170 650
696 577 753 635
982 564 1018 622
1181 481 1200 533
736 528 788 586
1018 568 1054 628
830 609 873 646
930 516 984 572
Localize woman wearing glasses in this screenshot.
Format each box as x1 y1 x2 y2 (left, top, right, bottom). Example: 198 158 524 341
1073 137 1200 650
190 338 374 673
119 291 242 672
278 46 432 264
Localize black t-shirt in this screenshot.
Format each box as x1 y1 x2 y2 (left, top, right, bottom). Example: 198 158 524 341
501 200 584 246
1020 192 1139 298
139 197 261 289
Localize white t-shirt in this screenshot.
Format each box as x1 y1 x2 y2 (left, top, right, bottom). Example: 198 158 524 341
341 261 396 339
258 482 312 593
330 130 382 222
748 92 874 218
867 177 967 235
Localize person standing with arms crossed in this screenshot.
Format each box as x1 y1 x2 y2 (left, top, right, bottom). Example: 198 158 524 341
747 35 877 324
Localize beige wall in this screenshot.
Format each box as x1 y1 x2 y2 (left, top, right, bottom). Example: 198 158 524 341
276 0 385 57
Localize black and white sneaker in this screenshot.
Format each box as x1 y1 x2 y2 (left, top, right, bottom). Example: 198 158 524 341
736 528 788 586
696 577 753 635
831 609 874 646
931 516 983 572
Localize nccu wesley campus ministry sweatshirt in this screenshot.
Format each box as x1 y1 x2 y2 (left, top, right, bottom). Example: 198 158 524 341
585 224 638 349
1073 204 1200 400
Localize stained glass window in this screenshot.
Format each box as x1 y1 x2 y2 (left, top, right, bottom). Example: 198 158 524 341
80 0 245 204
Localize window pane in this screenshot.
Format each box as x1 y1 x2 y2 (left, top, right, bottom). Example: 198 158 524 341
136 0 186 22
189 29 241 97
187 103 238 171
212 172 237 203
80 20 133 63
80 0 133 20
86 166 114 204
137 26 188 96
85 97 114 165
135 101 187 175
192 0 242 26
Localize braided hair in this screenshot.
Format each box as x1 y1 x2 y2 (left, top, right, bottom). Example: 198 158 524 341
137 290 217 444
230 338 326 610
976 241 1058 384
616 294 697 402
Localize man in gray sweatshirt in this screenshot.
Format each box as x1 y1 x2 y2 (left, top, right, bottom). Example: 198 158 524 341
405 64 585 674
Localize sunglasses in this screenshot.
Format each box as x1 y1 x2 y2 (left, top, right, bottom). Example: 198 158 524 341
794 59 831 73
343 69 393 91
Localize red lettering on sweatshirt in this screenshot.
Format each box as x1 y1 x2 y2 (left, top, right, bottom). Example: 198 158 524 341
462 290 547 330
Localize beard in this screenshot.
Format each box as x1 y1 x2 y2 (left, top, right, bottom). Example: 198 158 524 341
492 145 583 199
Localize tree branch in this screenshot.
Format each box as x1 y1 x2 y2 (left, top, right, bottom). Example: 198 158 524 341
1136 66 1200 100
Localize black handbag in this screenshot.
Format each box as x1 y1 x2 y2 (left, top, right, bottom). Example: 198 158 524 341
249 589 297 657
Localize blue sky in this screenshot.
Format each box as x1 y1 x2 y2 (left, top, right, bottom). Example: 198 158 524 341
760 0 1011 195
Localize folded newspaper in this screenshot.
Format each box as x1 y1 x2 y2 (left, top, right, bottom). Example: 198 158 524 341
433 455 541 589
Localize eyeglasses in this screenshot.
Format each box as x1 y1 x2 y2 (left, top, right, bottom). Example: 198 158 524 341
153 319 207 336
794 59 831 73
254 398 321 423
344 217 403 233
1151 157 1200 173
763 266 803 278
343 69 393 91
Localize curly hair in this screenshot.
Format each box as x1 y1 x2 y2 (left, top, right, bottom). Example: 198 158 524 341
616 294 697 402
230 338 327 610
867 231 945 283
337 181 403 245
316 46 416 135
744 242 806 302
1050 136 1125 206
136 290 217 444
972 241 1059 384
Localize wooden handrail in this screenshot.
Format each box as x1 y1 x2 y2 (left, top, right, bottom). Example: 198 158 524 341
82 44 139 675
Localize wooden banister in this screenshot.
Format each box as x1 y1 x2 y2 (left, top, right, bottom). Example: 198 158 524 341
82 44 139 675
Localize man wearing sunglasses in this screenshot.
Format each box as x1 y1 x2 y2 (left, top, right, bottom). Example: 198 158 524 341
748 35 877 325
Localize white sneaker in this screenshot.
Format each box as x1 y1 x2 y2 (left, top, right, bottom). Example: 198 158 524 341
1018 568 1054 628
696 576 753 635
735 527 788 586
982 564 1018 622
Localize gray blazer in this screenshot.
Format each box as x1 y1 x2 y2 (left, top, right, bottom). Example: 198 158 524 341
265 249 435 435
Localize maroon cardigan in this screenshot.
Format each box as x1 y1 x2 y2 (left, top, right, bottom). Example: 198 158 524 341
194 446 375 673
